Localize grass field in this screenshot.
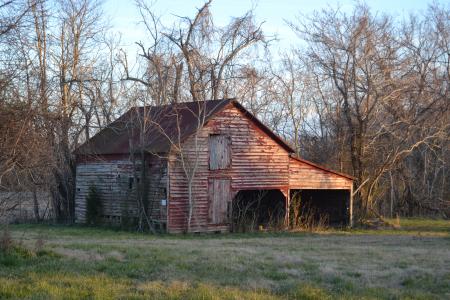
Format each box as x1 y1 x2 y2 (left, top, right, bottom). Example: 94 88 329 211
1 218 449 299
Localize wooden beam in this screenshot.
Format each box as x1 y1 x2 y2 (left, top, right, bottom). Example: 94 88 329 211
285 189 290 229
349 185 354 228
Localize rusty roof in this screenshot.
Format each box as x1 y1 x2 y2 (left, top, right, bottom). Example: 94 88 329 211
74 99 235 155
74 99 353 181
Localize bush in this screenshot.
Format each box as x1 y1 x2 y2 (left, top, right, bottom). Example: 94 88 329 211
86 185 103 225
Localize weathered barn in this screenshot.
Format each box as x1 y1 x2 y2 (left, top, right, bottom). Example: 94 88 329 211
74 99 353 233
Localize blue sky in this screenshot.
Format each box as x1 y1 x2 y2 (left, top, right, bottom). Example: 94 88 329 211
104 0 439 56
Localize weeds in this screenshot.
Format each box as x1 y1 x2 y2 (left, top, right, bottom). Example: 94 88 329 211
289 204 329 232
0 226 56 267
0 230 34 267
0 227 13 253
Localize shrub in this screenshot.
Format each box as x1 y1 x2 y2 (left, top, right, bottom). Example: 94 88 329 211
86 185 103 225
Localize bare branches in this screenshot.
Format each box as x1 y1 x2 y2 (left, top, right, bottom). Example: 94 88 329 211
126 0 266 103
286 3 450 218
0 0 448 224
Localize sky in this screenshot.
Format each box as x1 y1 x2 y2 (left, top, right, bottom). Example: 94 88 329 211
103 0 441 57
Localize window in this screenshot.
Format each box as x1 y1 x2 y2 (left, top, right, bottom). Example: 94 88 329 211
209 134 231 170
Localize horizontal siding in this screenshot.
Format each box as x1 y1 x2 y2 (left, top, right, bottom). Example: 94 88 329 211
75 160 137 223
289 158 353 190
75 156 167 226
168 105 290 233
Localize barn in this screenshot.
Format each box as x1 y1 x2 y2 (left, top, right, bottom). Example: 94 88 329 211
74 99 354 233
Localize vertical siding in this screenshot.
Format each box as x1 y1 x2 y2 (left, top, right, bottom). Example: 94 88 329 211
168 104 290 232
208 178 231 224
209 135 231 170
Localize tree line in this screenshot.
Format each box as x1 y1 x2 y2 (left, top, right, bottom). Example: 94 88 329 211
0 0 448 223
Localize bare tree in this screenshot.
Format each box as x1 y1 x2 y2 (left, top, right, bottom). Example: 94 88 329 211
123 0 266 104
288 3 450 219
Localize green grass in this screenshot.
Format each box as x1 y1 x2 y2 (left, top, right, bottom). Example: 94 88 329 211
346 217 450 236
1 218 449 299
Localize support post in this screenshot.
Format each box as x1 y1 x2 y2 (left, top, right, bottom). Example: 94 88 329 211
284 188 290 229
349 184 354 228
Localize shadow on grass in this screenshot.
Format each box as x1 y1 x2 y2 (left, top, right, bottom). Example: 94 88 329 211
8 218 450 241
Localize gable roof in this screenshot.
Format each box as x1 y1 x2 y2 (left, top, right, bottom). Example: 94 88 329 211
75 99 234 155
74 99 352 181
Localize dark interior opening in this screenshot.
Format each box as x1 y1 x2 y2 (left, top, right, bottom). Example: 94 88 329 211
291 189 349 226
232 189 286 232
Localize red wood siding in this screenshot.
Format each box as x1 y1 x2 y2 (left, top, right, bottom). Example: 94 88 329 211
288 157 353 190
167 104 290 233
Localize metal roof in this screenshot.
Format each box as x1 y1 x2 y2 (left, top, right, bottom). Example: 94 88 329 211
74 99 235 155
74 98 353 181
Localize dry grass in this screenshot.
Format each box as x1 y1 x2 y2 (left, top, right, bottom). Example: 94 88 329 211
1 218 449 299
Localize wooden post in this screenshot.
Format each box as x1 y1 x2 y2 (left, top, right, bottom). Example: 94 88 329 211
349 184 354 228
285 188 290 229
166 158 171 233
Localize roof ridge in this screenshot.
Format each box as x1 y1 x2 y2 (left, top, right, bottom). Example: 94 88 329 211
135 98 236 109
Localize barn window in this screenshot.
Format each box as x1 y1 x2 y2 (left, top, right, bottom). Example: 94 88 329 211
209 134 231 170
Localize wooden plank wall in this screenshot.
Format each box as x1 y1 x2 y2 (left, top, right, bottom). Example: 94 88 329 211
167 104 290 233
209 135 231 170
288 157 353 190
75 156 167 226
208 178 231 224
75 160 137 223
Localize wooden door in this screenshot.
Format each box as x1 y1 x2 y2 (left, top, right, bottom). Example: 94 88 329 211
208 178 231 224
